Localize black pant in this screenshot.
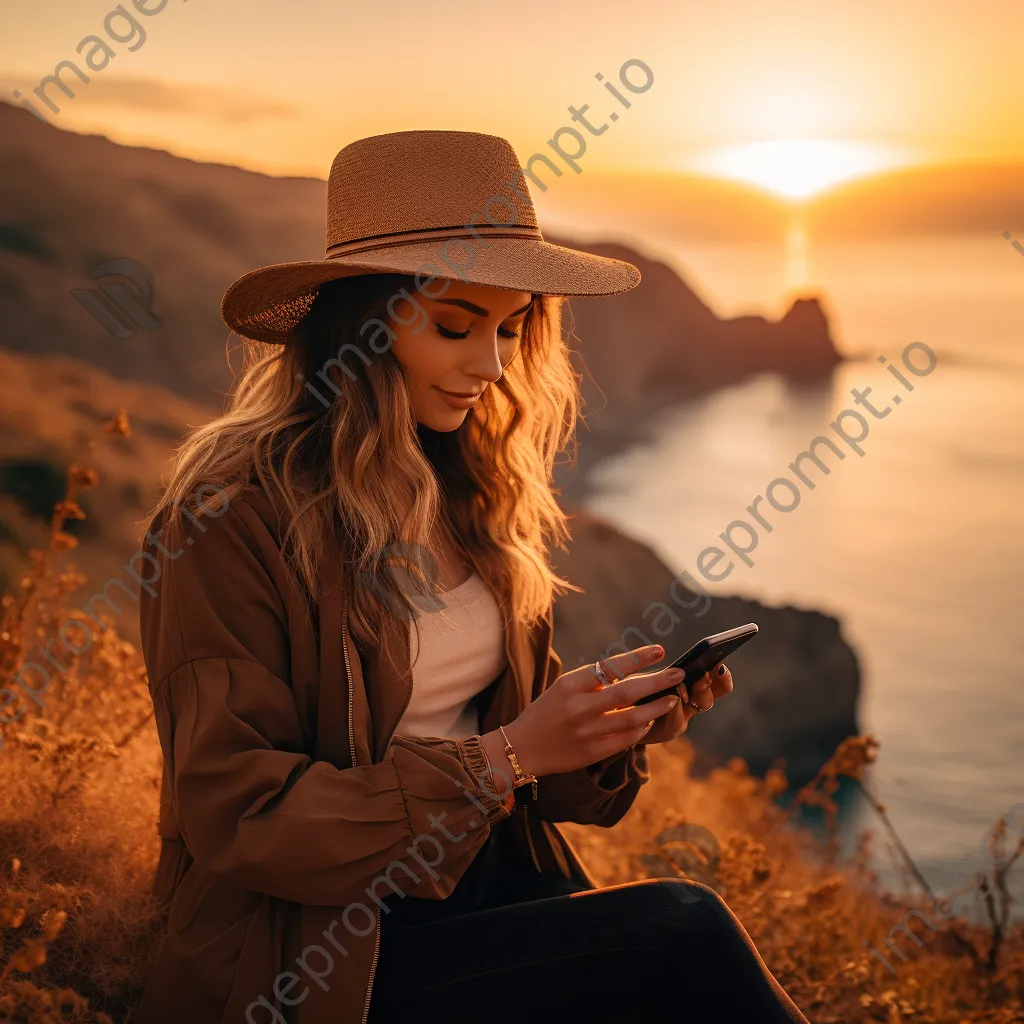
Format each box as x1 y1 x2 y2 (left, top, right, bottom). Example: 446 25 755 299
367 818 810 1023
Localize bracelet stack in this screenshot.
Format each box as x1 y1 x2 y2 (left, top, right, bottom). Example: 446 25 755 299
499 724 538 801
476 732 516 813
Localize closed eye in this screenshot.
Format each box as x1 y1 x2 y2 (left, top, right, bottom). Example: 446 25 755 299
435 324 521 340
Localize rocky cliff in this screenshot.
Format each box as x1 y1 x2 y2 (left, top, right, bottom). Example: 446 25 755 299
547 233 840 414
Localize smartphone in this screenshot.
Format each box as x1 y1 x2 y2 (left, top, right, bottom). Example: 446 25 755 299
633 623 759 705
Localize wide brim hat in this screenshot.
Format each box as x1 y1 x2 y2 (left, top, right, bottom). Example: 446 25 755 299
221 130 641 343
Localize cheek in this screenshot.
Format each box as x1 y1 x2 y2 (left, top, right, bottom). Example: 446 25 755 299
390 329 445 384
499 337 520 368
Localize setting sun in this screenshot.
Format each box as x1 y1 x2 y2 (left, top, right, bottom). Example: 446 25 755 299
688 139 913 200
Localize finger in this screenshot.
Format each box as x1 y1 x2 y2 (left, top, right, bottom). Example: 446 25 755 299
592 720 658 759
564 645 665 692
628 699 686 744
649 700 685 734
686 672 714 711
578 694 679 740
684 670 711 700
594 694 680 735
698 664 731 700
709 663 733 698
587 722 656 761
592 666 686 711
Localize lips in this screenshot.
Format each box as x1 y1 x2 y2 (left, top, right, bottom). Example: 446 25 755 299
434 386 483 409
438 388 483 398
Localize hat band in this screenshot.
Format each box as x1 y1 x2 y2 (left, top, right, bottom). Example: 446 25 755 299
325 223 543 259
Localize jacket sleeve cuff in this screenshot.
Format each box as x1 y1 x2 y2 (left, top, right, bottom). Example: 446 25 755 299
457 734 516 822
410 735 513 825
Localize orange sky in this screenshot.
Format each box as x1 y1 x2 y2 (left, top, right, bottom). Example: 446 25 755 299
2 0 1023 196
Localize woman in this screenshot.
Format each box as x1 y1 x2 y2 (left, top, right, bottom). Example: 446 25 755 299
137 130 809 1024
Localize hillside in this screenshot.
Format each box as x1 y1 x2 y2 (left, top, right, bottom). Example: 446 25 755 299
0 348 211 618
0 102 839 416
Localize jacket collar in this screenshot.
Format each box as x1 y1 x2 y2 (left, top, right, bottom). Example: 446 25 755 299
314 532 536 767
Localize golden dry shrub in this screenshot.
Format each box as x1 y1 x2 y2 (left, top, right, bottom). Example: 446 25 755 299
0 419 165 1022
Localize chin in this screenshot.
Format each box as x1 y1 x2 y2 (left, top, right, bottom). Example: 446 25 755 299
418 407 469 433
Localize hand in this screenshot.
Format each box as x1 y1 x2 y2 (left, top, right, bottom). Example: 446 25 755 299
480 644 684 780
643 662 735 745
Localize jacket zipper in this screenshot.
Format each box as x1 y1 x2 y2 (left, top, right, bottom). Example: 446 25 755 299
343 569 382 1024
359 909 381 1024
490 566 542 877
522 801 542 873
342 569 357 769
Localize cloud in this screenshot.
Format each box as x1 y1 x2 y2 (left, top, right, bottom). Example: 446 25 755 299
0 73 299 123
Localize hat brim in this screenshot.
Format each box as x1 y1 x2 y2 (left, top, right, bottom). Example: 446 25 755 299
221 236 641 343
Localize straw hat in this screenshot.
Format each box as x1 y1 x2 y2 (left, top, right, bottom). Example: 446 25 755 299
220 129 641 343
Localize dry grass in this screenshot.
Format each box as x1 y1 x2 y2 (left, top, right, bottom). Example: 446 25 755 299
0 416 164 1023
562 740 1024 1023
0 423 1021 1024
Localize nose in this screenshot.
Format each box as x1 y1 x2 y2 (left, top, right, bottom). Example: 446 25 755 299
462 329 505 384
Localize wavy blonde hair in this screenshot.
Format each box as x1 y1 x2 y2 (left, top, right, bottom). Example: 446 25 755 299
153 273 584 652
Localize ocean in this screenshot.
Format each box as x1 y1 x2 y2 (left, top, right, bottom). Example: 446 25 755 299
579 227 1024 918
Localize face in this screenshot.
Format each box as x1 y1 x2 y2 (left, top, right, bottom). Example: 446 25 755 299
388 280 533 431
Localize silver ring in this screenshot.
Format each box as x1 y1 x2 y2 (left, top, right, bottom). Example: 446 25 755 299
688 698 712 713
594 660 611 687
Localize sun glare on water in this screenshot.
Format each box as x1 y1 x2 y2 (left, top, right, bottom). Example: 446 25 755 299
689 139 908 200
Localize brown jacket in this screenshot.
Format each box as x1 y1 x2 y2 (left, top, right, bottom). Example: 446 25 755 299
137 487 649 1024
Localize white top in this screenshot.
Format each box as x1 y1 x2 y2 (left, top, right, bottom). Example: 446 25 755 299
393 570 508 741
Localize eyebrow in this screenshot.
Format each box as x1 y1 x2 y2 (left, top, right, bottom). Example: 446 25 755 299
434 298 533 318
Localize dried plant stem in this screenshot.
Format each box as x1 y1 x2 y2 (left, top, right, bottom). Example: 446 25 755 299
984 837 1023 970
114 710 155 749
852 777 934 900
